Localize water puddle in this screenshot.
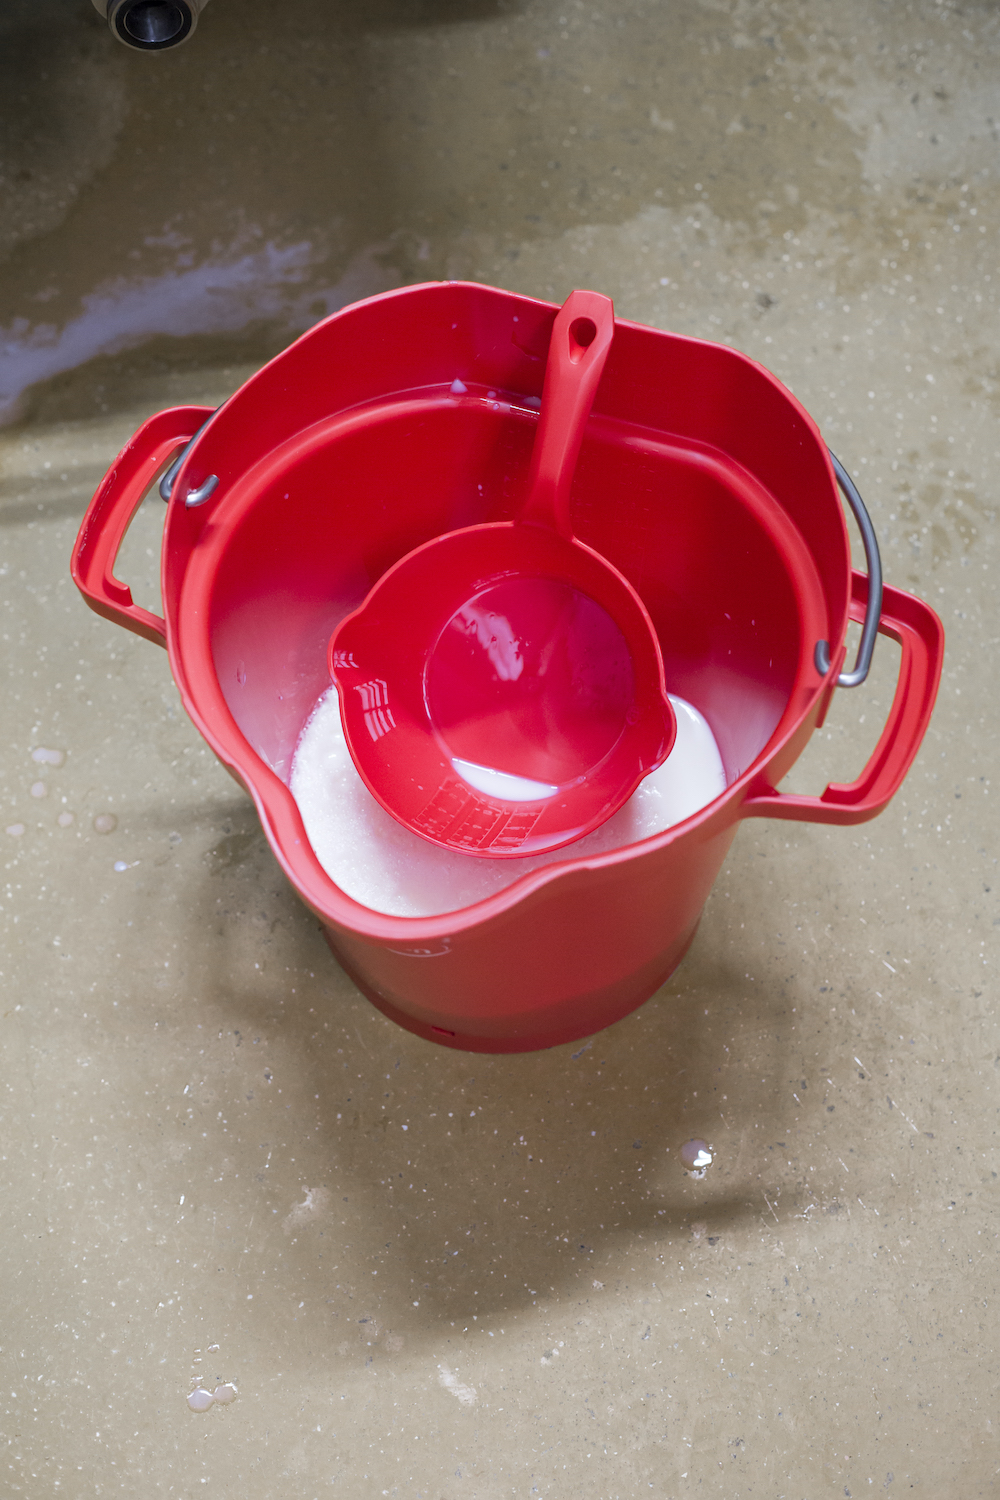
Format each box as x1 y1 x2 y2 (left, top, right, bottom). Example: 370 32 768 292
0 237 397 423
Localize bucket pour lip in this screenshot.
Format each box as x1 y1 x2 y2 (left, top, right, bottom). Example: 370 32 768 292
158 283 843 943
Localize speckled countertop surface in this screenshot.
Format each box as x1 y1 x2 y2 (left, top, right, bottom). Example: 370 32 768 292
1 0 997 1493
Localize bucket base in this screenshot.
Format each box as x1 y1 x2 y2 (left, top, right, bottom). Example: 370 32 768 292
321 920 700 1054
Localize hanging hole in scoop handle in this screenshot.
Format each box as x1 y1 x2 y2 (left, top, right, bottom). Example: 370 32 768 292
520 290 615 538
568 316 598 357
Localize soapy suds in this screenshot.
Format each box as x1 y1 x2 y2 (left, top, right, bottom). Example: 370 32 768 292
283 1184 332 1234
437 1364 477 1407
186 1381 237 1412
451 757 560 802
290 687 728 917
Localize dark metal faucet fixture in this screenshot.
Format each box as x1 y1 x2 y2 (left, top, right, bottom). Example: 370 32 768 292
91 0 209 50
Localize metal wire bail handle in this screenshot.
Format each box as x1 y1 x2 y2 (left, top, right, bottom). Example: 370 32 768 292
814 450 883 689
158 415 218 508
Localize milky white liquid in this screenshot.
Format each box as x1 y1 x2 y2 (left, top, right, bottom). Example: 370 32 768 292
290 688 728 918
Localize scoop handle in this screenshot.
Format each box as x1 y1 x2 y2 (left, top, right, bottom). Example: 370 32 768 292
519 289 615 538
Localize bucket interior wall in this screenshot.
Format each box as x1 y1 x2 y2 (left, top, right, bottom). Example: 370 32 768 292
207 400 818 791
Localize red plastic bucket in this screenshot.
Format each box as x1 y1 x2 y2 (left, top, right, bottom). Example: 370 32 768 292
72 282 943 1052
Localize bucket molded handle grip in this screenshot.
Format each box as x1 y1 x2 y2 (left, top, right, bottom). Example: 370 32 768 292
71 405 214 647
741 571 944 826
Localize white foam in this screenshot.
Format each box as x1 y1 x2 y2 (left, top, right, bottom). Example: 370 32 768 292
438 1364 477 1407
290 689 728 918
450 758 560 802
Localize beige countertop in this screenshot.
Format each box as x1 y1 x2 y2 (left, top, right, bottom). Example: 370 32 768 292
1 0 997 1493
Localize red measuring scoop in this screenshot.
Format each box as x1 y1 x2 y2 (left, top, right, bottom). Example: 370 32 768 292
327 290 676 858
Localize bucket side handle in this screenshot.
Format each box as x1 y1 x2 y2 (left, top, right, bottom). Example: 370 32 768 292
71 405 215 647
741 572 944 826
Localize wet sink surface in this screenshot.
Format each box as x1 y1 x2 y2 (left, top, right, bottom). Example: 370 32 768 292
1 0 999 1494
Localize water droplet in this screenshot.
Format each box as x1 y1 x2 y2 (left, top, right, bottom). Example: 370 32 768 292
187 1389 214 1412
212 1383 237 1404
30 781 47 799
93 813 117 834
57 811 75 827
31 747 65 767
6 823 25 838
679 1138 713 1177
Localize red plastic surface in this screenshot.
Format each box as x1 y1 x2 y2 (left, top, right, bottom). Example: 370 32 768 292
519 289 614 538
331 526 676 856
329 292 676 857
70 404 213 646
69 282 943 1052
741 572 944 824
